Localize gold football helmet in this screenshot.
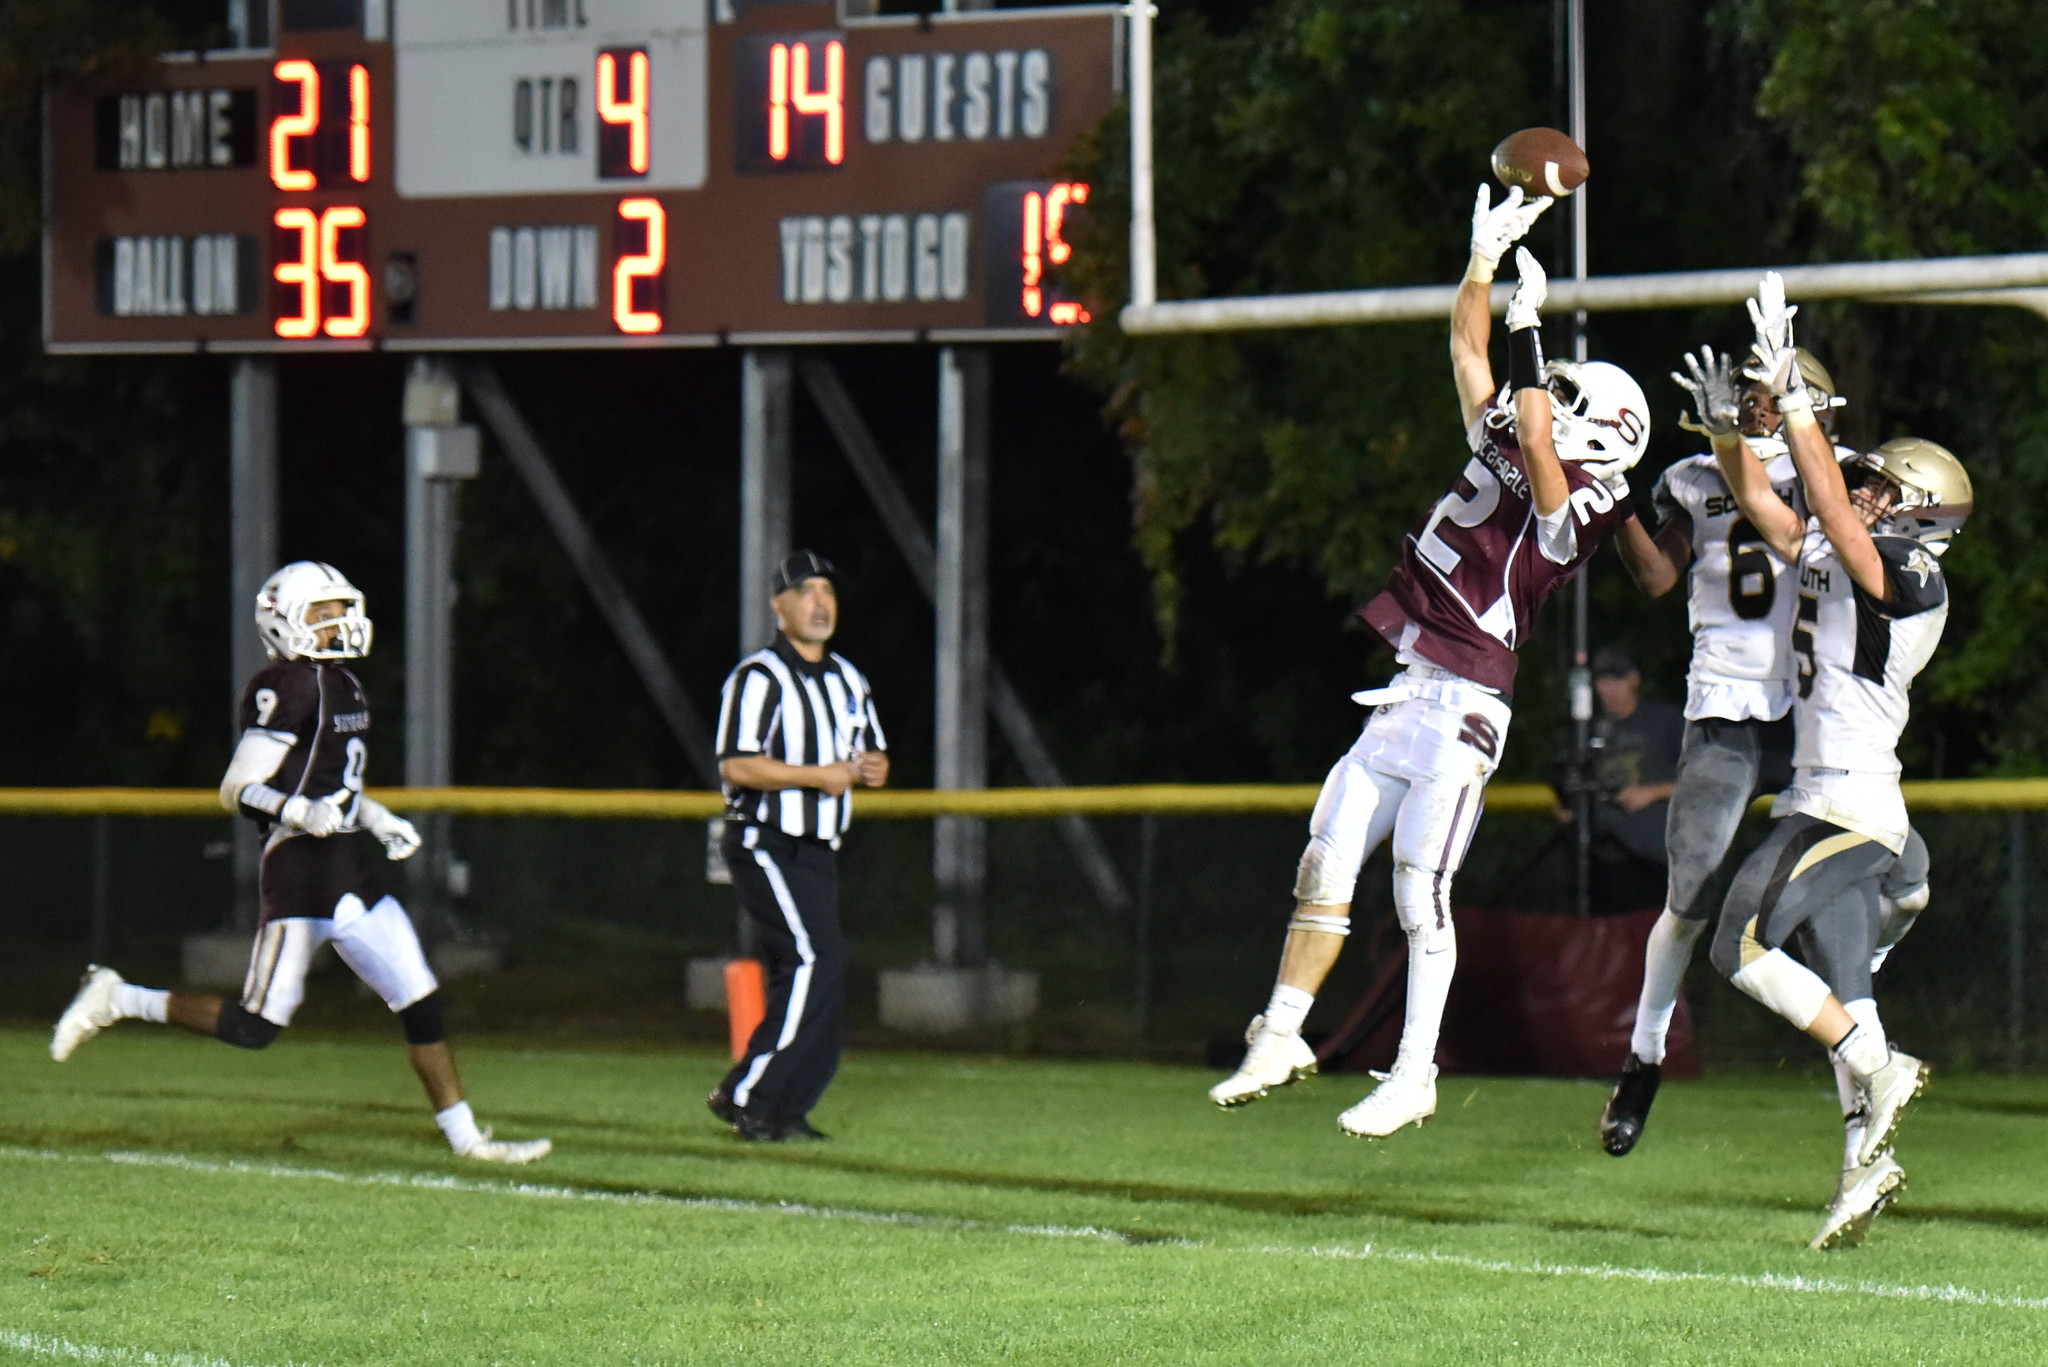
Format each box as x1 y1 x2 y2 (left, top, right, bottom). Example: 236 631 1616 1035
1853 437 1973 545
1741 347 1845 437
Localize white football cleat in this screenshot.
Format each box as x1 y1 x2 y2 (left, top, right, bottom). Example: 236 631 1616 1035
460 1131 553 1164
51 965 124 1062
1338 1065 1437 1138
1811 1150 1905 1251
1856 1051 1929 1167
1208 1014 1317 1108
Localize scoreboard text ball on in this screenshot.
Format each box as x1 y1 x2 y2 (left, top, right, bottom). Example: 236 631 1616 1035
44 0 1119 353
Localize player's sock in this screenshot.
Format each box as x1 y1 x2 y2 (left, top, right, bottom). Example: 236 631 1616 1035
435 1100 484 1154
1842 997 1885 1046
1834 1060 1865 1169
1830 1023 1890 1080
1262 983 1314 1037
1629 910 1700 1065
1833 998 1890 1085
1392 929 1456 1076
110 984 168 1024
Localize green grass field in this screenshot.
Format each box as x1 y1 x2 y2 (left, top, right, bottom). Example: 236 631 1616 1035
3 1026 2046 1365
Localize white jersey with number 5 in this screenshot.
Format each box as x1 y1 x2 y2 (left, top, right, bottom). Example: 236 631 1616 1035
1773 526 1949 853
1652 438 1831 722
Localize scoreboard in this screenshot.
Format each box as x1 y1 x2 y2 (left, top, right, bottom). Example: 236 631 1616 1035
42 0 1118 353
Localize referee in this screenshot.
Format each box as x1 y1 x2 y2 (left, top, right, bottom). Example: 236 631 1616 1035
707 550 888 1141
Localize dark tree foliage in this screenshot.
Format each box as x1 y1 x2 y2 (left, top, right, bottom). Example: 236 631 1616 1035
1716 0 2048 774
1065 0 1553 646
1067 0 2048 776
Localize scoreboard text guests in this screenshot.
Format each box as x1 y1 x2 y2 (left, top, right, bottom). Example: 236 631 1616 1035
43 0 1118 352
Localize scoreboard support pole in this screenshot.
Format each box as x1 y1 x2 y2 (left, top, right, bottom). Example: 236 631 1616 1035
739 351 795 658
796 357 1132 925
934 346 991 971
402 360 481 942
228 357 279 935
736 348 794 958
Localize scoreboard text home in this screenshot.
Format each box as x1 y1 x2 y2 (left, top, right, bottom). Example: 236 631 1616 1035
44 0 1118 353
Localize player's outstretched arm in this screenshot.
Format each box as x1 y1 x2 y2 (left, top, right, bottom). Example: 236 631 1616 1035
1743 272 1889 598
1453 185 1551 428
1783 395 1889 599
1504 248 1569 519
1611 515 1688 597
1676 345 1802 562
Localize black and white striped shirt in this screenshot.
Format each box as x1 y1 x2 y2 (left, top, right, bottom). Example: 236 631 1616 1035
715 634 886 844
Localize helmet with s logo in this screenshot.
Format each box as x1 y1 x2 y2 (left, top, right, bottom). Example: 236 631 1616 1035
1542 360 1651 482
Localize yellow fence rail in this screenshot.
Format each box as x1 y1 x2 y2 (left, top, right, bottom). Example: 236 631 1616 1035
1 779 2047 819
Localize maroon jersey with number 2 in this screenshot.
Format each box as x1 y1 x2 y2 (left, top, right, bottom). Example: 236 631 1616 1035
1360 401 1631 695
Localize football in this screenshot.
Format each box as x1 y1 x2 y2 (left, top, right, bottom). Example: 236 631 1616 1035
1491 127 1590 199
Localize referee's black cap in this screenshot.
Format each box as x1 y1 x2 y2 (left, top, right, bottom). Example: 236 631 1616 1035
771 549 839 596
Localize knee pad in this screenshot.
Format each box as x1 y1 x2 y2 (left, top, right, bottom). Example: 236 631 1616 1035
1391 861 1455 947
1392 863 1456 954
1728 947 1830 1030
1887 884 1931 916
215 1001 282 1051
1293 839 1362 908
398 991 448 1046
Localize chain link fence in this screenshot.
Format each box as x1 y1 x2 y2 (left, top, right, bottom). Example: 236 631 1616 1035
3 800 2041 1070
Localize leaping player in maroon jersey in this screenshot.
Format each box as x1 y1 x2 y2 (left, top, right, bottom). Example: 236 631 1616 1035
1209 187 1654 1137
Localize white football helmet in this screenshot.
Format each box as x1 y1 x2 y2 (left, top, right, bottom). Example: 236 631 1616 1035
256 561 373 661
1544 360 1651 480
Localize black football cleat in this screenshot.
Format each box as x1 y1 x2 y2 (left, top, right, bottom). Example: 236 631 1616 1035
707 1086 741 1128
734 1112 830 1142
1599 1053 1663 1157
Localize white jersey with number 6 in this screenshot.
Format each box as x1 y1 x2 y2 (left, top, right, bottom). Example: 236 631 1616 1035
1652 438 1834 722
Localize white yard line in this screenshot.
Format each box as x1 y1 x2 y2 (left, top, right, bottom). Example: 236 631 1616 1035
6 1145 2046 1313
0 1329 303 1367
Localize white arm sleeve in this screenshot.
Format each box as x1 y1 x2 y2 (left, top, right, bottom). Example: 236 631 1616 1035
219 730 295 813
1535 502 1579 565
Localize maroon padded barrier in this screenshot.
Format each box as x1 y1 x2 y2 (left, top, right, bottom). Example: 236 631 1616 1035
1316 906 1699 1079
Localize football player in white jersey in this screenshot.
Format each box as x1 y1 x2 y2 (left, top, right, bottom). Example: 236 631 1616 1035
1692 275 1969 1248
1596 349 1929 1156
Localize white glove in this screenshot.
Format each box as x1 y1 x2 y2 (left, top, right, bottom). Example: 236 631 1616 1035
1671 346 1742 438
1505 246 1546 331
280 794 346 837
358 797 423 861
1468 184 1553 280
1745 270 1798 364
1752 343 1813 419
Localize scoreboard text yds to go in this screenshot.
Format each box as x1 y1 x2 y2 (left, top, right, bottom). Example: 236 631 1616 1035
42 0 1121 354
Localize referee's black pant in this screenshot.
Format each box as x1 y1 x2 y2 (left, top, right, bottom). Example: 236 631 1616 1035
718 825 846 1125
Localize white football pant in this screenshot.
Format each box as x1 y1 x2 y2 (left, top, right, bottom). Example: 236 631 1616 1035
240 894 440 1028
1294 669 1508 1075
